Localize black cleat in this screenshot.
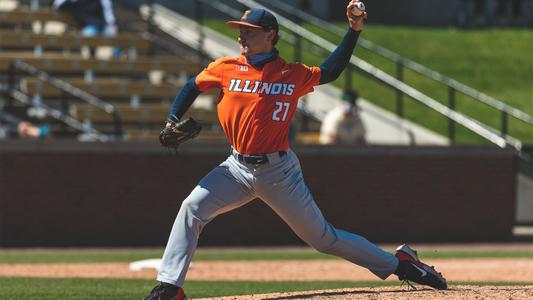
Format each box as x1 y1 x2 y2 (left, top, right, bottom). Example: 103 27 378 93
143 282 187 300
394 244 448 290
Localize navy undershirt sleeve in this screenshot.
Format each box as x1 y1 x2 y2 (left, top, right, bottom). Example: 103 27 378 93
319 29 361 85
168 76 201 121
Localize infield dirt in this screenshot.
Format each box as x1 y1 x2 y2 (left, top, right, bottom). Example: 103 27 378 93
1 259 533 299
195 286 533 299
3 244 533 299
1 258 533 282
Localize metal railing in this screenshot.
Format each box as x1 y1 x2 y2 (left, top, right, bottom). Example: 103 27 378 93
137 0 531 164
8 59 123 140
197 0 518 151
195 0 324 61
9 89 110 142
258 0 533 142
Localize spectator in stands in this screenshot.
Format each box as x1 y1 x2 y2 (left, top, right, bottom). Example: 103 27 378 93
53 0 118 37
473 0 487 25
455 0 486 27
465 0 528 26
495 0 526 25
53 0 120 57
0 110 49 139
319 90 366 145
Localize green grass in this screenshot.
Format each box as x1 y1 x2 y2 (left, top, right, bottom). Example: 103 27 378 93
0 277 531 300
0 277 399 300
359 26 533 111
202 21 533 144
1 248 533 299
0 248 330 263
0 249 165 264
0 277 532 300
412 249 533 259
3 247 533 263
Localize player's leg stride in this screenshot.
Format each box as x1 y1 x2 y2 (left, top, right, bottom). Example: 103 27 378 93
144 1 448 298
143 282 187 300
142 244 447 300
393 244 448 290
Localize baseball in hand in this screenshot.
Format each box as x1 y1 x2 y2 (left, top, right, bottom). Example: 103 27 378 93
351 1 365 17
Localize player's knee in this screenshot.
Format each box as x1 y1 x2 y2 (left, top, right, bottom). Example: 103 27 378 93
311 241 337 254
306 227 338 254
179 194 215 224
176 199 208 234
179 197 200 216
307 234 337 254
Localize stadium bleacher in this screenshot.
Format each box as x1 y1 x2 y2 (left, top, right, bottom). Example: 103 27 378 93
0 1 322 143
0 2 214 141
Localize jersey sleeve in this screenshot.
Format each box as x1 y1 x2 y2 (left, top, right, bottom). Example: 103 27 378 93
194 58 227 92
294 64 322 96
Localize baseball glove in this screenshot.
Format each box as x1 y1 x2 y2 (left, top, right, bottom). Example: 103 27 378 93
159 117 202 150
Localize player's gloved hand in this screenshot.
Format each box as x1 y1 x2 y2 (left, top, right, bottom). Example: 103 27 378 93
159 116 202 150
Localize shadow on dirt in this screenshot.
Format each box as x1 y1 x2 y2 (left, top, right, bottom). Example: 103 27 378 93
264 288 428 300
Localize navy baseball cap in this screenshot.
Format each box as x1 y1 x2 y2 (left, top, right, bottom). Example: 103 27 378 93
227 8 279 32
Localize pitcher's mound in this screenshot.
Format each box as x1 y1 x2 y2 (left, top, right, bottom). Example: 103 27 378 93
197 285 533 299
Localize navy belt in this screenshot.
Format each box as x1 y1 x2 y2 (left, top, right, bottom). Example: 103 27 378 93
232 150 287 165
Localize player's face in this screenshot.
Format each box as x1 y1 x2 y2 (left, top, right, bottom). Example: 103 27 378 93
238 26 274 56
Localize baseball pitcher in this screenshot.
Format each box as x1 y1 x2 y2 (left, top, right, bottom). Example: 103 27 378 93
146 1 447 299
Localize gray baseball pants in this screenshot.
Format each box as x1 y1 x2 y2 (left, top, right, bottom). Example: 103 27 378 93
157 149 398 287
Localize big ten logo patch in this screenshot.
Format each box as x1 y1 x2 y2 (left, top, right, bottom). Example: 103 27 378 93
238 65 248 72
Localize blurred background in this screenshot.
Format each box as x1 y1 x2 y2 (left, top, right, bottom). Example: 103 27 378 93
0 0 531 247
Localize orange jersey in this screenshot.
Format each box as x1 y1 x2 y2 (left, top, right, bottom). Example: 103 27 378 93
195 55 321 154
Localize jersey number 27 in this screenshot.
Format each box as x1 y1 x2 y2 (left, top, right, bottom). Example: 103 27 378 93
272 101 290 122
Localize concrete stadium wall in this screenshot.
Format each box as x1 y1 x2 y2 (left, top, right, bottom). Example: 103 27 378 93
0 141 517 247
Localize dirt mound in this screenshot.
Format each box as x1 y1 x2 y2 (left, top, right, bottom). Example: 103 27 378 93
196 285 533 300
